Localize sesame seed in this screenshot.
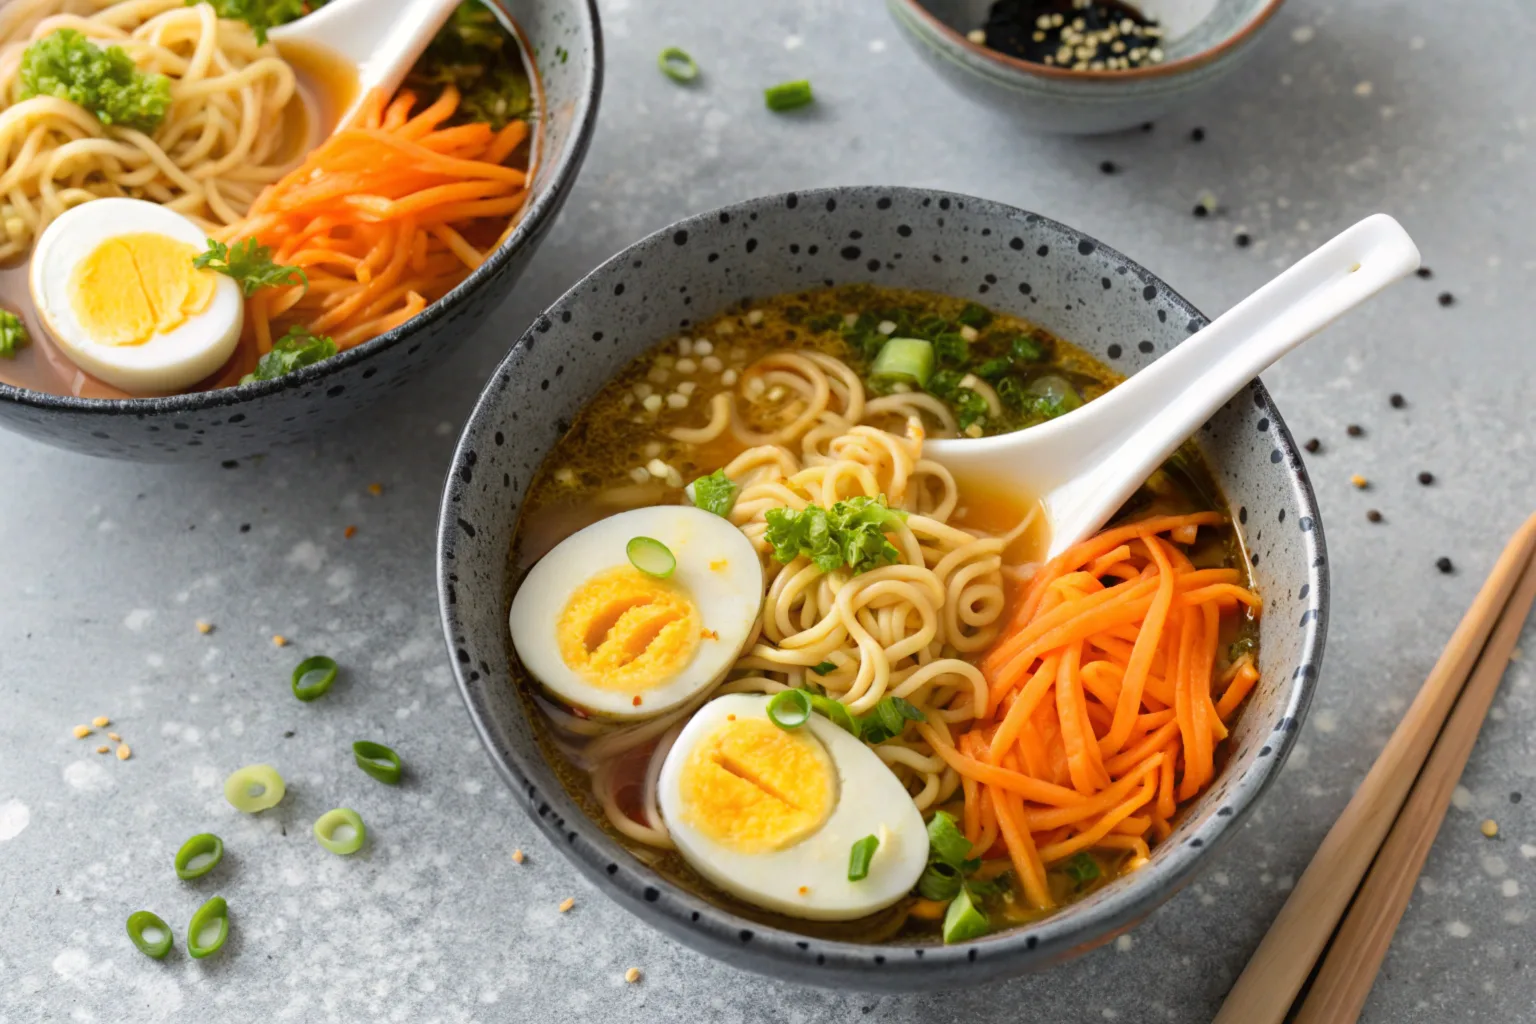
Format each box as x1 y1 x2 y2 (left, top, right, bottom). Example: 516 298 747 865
1366 509 1382 523
1346 424 1364 437
1190 127 1206 142
1418 471 1435 485
694 339 713 356
1436 556 1454 574
107 732 121 742
116 744 131 761
558 897 576 913
344 525 357 539
1438 292 1455 307
1389 393 1405 408
513 848 525 864
1099 160 1117 175
1304 438 1321 453
1351 474 1368 489
1481 819 1499 838
1234 232 1252 248
625 968 642 984
746 310 764 326
368 483 383 496
1415 267 1433 279
92 716 109 728
95 745 109 754
273 635 289 647
72 725 92 739
1192 204 1208 218
196 620 213 634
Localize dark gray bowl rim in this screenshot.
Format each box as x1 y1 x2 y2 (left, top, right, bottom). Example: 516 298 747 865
437 185 1328 987
892 0 1287 83
0 0 604 417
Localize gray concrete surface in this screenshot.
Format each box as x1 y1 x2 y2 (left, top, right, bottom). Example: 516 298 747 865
3 0 1535 1020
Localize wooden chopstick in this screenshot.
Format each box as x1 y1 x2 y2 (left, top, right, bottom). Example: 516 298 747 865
1292 546 1536 1022
1214 510 1536 1024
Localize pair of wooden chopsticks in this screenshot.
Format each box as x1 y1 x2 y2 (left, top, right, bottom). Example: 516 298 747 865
1215 510 1536 1024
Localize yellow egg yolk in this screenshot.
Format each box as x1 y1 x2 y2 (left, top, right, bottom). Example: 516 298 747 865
68 233 217 347
677 717 836 854
556 566 701 692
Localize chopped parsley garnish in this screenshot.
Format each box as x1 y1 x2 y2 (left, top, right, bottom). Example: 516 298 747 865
240 326 336 384
191 0 311 46
194 238 308 297
763 495 908 575
19 29 171 132
0 310 29 359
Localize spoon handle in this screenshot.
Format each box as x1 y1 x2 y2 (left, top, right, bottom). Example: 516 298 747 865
1042 214 1420 554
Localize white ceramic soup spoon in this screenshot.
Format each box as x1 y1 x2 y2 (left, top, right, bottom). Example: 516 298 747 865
270 0 467 130
924 214 1421 560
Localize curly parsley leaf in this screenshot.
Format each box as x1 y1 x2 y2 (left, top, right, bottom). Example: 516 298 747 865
763 495 908 575
194 238 308 298
0 310 29 359
240 325 336 384
19 29 171 132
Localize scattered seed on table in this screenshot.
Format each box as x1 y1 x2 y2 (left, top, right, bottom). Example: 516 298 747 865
1416 267 1433 280
1141 121 1154 132
196 621 213 634
368 483 384 496
72 725 91 739
92 716 109 728
1366 509 1383 523
1438 292 1455 307
116 744 131 761
1192 204 1209 218
1418 471 1435 485
1099 160 1117 174
1234 232 1252 248
625 967 643 984
1346 424 1364 437
107 732 120 742
1304 438 1321 453
95 745 109 754
344 525 357 539
273 635 289 647
513 848 525 864
1512 792 1523 804
1481 819 1499 838
1436 556 1454 574
1351 474 1368 489
559 897 576 913
1389 393 1405 408
1190 127 1205 142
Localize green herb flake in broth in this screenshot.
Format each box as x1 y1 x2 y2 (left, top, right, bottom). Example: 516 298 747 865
0 310 29 359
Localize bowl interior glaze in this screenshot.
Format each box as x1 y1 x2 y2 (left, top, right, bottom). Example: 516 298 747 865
438 186 1326 990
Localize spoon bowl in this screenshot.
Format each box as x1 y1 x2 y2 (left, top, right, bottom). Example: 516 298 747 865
927 214 1420 559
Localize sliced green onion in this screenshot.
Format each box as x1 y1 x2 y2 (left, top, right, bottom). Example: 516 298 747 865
291 655 338 701
847 834 879 881
766 689 811 730
353 740 402 785
658 46 699 83
313 808 366 855
764 79 814 112
941 886 990 944
223 764 285 813
186 896 229 959
1064 851 1101 886
809 661 836 676
1009 334 1047 363
870 337 935 387
174 833 224 880
626 536 676 579
807 693 857 735
126 910 172 959
917 860 964 901
926 810 973 868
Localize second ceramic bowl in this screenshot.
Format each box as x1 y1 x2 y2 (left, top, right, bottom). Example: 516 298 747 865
438 186 1327 989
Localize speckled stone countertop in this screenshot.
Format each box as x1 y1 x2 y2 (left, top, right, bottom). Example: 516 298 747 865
3 0 1535 1020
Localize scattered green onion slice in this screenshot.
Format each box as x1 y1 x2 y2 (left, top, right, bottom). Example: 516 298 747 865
658 46 699 83
764 79 814 112
870 337 935 387
174 833 224 880
126 910 172 959
186 896 229 959
1064 851 1101 886
313 807 367 855
847 834 879 882
917 860 964 901
626 536 676 578
807 692 857 735
809 661 836 676
941 886 990 944
766 688 812 730
926 810 974 868
291 655 338 701
353 740 403 785
223 764 286 813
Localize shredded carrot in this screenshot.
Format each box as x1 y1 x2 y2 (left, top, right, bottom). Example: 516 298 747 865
944 513 1261 912
209 86 533 381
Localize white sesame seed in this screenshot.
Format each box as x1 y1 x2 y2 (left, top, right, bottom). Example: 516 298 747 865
694 339 713 356
630 467 650 484
721 369 739 386
554 468 576 485
665 468 683 488
678 337 693 356
746 310 764 326
677 381 696 395
959 325 979 342
665 393 688 409
966 28 985 44
647 367 669 385
633 383 653 400
701 355 722 373
647 459 670 478
676 358 697 374
876 320 897 336
642 394 663 413
746 377 766 398
643 441 662 458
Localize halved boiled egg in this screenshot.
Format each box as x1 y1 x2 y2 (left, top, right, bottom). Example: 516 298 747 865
658 694 929 920
29 198 243 395
508 506 762 718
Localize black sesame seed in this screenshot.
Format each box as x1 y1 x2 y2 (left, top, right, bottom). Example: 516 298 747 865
1190 127 1206 142
1234 232 1252 248
1436 556 1454 574
1346 424 1364 437
1099 160 1117 174
1512 792 1523 804
1141 121 1154 132
1418 471 1435 485
1366 509 1383 523
1438 291 1455 307
1304 438 1321 454
1415 267 1433 279
1192 204 1208 218
239 523 251 533
1389 393 1405 408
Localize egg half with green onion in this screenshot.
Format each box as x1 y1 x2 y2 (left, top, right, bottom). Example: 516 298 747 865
29 198 242 395
508 506 762 718
657 693 929 920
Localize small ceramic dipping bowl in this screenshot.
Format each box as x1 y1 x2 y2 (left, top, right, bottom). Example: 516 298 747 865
889 0 1285 134
438 186 1326 989
0 0 600 463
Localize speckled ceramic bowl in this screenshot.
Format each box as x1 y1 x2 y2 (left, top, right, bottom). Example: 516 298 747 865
437 186 1327 989
889 0 1285 134
0 0 601 462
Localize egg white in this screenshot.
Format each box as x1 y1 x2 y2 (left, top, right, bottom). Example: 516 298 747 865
29 198 244 395
658 693 929 921
508 505 763 718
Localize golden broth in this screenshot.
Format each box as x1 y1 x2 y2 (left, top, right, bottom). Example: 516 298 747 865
509 286 1257 942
